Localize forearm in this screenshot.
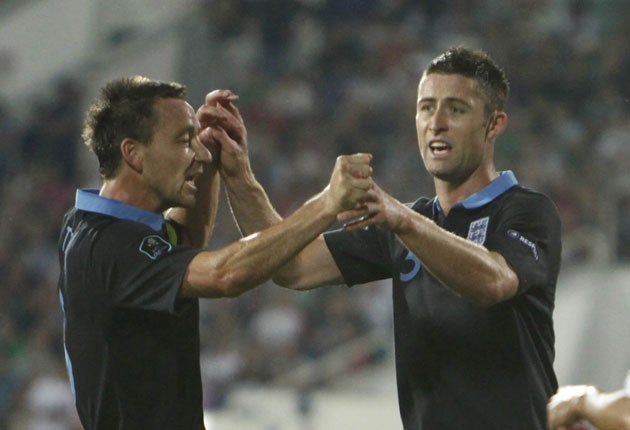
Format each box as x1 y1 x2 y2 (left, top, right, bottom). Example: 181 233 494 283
182 190 335 298
394 206 517 306
167 166 220 248
223 172 344 291
223 169 283 235
583 390 630 430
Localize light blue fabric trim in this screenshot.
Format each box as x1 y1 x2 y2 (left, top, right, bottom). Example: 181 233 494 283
58 290 76 400
433 171 519 214
75 189 165 231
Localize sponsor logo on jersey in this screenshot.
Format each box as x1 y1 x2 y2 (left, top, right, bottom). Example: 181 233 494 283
139 235 172 259
467 216 489 245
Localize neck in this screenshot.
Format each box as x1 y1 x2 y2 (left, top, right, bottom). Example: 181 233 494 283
435 168 498 215
100 175 162 214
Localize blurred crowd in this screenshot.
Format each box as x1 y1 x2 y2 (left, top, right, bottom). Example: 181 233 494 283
2 0 630 427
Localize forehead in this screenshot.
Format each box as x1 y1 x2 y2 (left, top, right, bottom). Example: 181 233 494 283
153 97 197 128
417 73 481 103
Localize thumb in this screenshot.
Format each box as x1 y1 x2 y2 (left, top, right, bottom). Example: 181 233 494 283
211 126 242 155
198 127 213 145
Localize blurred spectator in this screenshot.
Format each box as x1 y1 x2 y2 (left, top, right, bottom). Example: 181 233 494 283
248 289 307 379
199 304 247 409
18 364 81 430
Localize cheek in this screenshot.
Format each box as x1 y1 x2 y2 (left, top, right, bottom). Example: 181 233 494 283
415 119 427 142
160 149 188 168
415 115 425 131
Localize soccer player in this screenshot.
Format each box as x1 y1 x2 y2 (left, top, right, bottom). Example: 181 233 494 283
213 47 562 429
57 76 373 429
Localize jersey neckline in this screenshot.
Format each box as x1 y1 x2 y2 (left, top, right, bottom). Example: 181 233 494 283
433 170 519 214
75 189 165 231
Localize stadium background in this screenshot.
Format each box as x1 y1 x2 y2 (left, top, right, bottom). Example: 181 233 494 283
1 0 629 428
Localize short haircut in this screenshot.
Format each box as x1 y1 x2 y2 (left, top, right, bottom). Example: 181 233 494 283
82 76 187 179
424 47 509 116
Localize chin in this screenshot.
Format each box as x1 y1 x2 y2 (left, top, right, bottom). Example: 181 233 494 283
428 167 451 180
432 169 476 185
180 197 196 208
168 195 196 209
180 187 199 206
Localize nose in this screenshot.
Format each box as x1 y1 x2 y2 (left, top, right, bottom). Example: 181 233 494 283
192 136 212 163
428 107 448 133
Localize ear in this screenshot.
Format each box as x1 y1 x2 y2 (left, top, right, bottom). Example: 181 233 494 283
120 138 144 173
486 111 508 141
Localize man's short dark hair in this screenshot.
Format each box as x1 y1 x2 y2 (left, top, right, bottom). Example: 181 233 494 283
82 76 187 179
424 47 509 116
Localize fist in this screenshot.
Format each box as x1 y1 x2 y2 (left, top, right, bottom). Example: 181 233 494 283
327 153 373 213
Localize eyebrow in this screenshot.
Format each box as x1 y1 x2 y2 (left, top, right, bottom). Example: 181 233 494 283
174 125 196 139
184 124 197 134
418 96 471 106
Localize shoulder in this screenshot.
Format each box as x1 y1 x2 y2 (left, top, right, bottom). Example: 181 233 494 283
506 184 554 202
497 185 562 232
85 211 148 235
504 185 559 214
70 211 159 253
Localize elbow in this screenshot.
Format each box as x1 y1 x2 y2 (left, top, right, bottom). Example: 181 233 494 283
272 269 315 291
469 271 519 308
469 290 503 308
214 271 255 298
272 273 301 290
272 274 290 288
184 253 258 298
270 263 300 289
183 269 253 299
463 251 519 307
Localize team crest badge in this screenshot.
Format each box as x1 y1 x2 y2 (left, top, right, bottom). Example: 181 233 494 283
139 235 172 259
467 217 489 245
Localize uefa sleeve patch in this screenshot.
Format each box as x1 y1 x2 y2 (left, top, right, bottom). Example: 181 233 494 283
139 235 172 259
507 229 539 261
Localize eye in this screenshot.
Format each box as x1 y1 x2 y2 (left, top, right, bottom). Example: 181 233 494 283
178 133 194 146
418 103 434 113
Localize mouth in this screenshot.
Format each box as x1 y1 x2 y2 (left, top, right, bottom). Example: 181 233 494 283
184 172 200 191
429 140 452 156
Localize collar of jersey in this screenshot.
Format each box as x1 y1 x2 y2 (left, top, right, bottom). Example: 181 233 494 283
75 189 165 231
433 170 518 213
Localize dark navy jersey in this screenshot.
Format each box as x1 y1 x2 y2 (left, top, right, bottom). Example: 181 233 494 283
58 189 205 429
324 172 562 429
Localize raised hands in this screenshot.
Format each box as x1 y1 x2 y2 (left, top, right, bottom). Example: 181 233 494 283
337 180 408 233
195 89 249 178
323 153 373 217
196 90 404 228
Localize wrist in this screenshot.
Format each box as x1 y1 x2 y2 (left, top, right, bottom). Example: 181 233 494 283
578 385 599 419
308 189 338 224
392 203 422 235
222 166 257 189
316 185 344 219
